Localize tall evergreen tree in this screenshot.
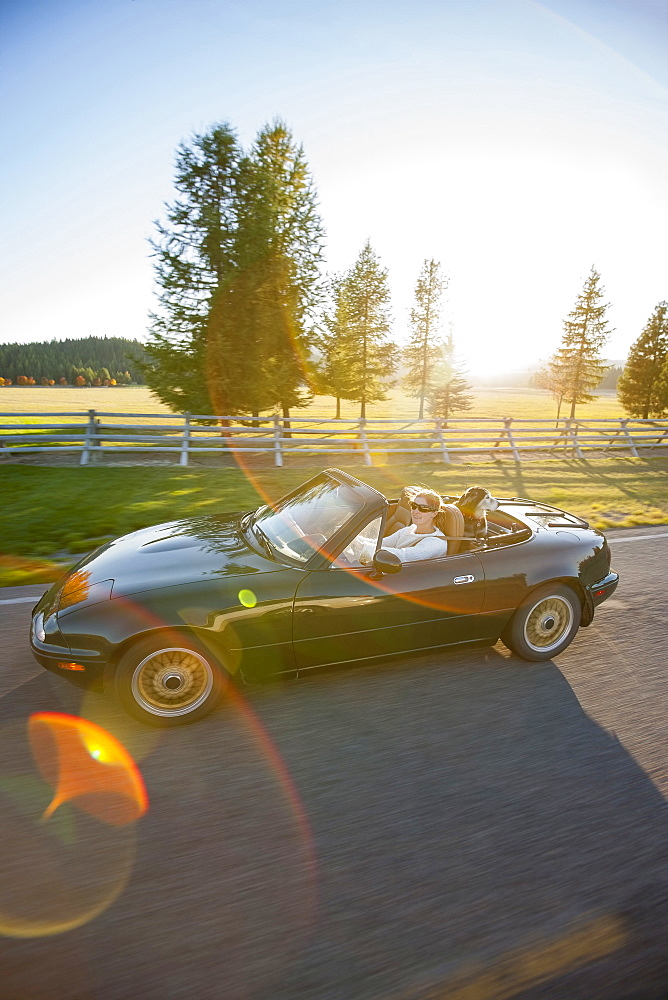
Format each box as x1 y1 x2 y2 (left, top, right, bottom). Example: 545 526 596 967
144 123 241 414
550 267 611 420
334 241 396 418
207 121 324 420
428 332 474 423
617 301 668 418
316 273 358 418
144 120 324 418
656 358 668 414
403 259 448 419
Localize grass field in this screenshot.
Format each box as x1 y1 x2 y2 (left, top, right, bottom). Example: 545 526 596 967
1 457 666 586
0 384 627 425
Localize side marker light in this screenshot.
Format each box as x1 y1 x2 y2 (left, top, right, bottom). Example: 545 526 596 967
58 662 86 672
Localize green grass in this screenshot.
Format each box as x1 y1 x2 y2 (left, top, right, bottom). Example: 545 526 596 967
1 458 666 586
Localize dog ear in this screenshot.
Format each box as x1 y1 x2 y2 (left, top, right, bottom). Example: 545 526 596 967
458 487 485 512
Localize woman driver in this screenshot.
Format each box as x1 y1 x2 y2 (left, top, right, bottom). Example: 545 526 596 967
358 487 448 564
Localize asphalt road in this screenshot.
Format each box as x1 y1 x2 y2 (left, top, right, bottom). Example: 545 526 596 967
1 526 667 1000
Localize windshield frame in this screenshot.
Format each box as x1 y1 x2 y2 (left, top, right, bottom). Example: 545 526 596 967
245 469 387 569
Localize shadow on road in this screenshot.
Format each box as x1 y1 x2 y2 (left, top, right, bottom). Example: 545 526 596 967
1 644 667 1000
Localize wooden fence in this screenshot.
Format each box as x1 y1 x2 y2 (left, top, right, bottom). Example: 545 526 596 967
1 410 667 466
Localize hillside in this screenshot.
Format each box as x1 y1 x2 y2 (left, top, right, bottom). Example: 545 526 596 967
0 336 146 384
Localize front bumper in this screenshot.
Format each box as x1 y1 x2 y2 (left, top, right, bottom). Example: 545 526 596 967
31 643 107 690
30 609 107 690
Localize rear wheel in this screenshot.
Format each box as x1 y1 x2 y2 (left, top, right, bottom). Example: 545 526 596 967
501 584 581 661
113 635 228 726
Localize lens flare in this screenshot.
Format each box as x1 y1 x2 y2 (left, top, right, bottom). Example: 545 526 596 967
238 588 257 608
0 717 146 939
78 688 162 764
28 713 148 827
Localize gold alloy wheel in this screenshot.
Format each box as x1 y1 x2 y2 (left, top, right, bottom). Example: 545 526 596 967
131 647 214 717
523 595 574 653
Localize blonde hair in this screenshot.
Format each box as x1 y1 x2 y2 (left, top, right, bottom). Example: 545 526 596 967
404 485 449 534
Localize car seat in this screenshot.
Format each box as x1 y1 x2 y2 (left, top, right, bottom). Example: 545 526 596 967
439 504 465 555
383 488 413 536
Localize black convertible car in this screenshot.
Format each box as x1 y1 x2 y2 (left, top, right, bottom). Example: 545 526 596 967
31 469 618 726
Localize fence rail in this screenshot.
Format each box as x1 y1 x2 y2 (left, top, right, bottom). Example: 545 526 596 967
1 410 667 466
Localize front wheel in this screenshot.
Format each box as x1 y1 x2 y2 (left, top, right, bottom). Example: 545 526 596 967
113 635 228 726
501 584 581 661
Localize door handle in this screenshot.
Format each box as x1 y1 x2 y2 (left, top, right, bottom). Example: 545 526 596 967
454 575 475 584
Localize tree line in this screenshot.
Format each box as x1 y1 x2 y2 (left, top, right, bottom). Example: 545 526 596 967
143 119 666 423
0 337 145 386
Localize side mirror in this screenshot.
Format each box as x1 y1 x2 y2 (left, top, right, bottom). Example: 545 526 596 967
371 548 402 577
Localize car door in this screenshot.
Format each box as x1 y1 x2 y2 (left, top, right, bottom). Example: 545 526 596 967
292 547 487 671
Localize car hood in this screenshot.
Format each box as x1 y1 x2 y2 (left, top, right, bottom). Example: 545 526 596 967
67 514 278 599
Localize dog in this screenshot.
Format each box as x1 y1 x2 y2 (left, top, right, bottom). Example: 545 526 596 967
455 487 500 548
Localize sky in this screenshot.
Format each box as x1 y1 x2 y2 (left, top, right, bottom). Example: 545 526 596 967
1 0 666 375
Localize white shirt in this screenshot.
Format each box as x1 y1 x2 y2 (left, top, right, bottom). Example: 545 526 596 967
357 523 448 564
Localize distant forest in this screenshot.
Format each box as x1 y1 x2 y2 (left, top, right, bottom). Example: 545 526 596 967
0 337 146 385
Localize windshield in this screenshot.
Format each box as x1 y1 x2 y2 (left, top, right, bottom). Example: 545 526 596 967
252 477 364 564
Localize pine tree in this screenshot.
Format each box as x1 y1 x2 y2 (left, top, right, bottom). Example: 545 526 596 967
403 259 447 418
617 302 668 418
334 241 396 418
656 358 668 414
550 267 611 420
428 333 474 423
207 121 324 421
144 123 241 414
316 273 358 418
144 121 324 419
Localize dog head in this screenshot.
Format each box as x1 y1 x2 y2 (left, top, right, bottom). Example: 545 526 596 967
456 487 500 519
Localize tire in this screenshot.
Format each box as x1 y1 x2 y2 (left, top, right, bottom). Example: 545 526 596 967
501 584 581 662
113 634 228 726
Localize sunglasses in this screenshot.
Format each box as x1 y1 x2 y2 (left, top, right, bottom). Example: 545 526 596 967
409 501 438 513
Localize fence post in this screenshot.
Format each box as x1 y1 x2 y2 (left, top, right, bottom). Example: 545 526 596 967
620 418 639 458
504 417 521 462
80 409 96 465
435 419 450 463
179 412 191 466
273 413 283 467
358 419 372 465
566 419 583 458
649 420 668 449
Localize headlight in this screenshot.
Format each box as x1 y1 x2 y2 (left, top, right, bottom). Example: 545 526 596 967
33 612 46 643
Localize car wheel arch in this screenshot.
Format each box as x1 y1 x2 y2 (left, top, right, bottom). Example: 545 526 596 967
522 575 588 626
102 625 233 690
